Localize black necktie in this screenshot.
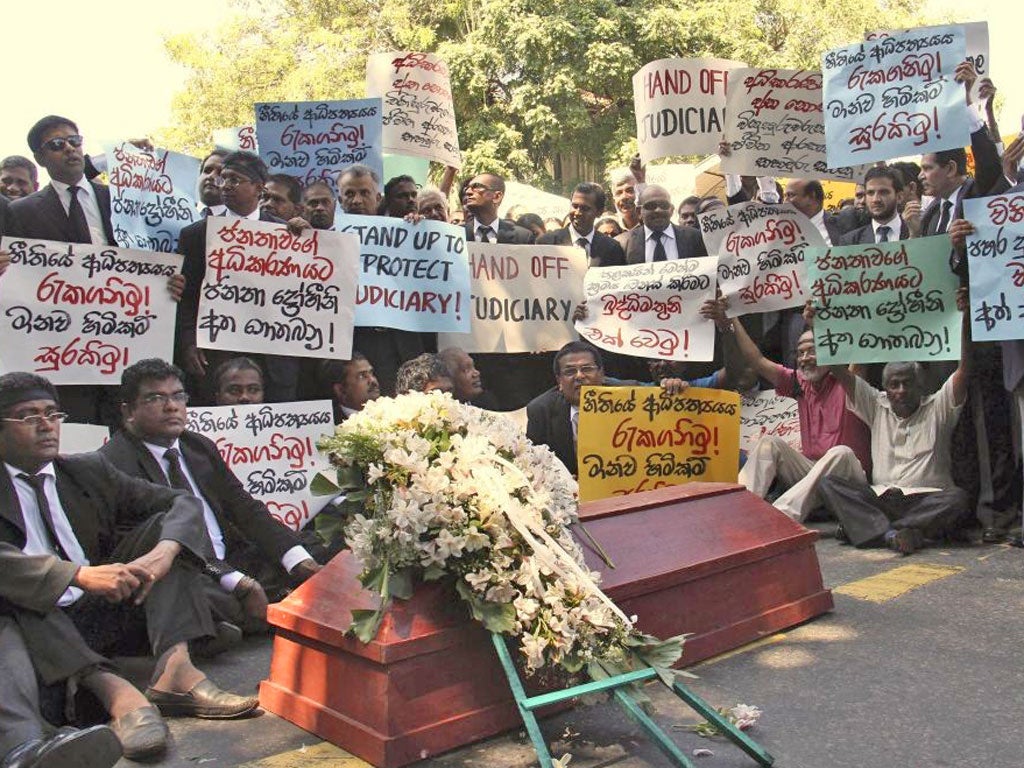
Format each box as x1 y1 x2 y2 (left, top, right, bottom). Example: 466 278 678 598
201 207 213 218
478 225 493 243
66 185 92 244
18 473 69 559
163 448 194 493
936 200 953 235
876 225 891 243
652 231 668 262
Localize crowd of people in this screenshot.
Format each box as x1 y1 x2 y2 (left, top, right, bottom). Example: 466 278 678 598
0 54 1022 768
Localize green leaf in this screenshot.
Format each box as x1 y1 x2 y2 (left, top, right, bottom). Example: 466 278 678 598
313 511 345 546
349 608 385 643
422 565 446 581
390 569 414 600
310 470 341 496
455 581 517 634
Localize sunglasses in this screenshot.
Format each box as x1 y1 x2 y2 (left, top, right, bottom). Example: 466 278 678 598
41 135 84 152
642 200 672 211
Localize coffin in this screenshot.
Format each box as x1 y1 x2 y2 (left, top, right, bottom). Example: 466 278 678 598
259 482 832 767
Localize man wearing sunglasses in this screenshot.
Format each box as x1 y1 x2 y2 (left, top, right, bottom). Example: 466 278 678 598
621 184 708 265
462 173 534 244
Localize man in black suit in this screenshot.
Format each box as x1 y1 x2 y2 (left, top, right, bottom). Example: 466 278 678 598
537 182 625 268
100 359 321 632
620 185 709 264
839 167 910 245
0 193 9 238
0 372 258 760
462 173 534 244
176 151 300 404
784 179 843 246
0 155 39 200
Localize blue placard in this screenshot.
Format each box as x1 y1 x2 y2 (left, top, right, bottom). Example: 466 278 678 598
334 214 470 333
821 26 970 168
963 193 1024 342
254 99 384 194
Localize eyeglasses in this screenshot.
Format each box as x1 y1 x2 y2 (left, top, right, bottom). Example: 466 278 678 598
641 200 672 211
215 173 253 189
559 365 600 378
139 392 189 406
41 135 84 152
2 412 68 426
467 182 494 193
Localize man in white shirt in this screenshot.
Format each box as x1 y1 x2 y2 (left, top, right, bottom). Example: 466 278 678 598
839 167 909 245
784 179 843 246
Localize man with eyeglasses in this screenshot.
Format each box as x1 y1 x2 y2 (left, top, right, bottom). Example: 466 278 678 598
462 173 534 244
101 358 321 635
0 371 260 762
176 151 302 404
621 185 708 265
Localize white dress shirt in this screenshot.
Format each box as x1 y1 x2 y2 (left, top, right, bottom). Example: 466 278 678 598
6 462 88 606
871 213 902 243
809 209 832 246
568 224 594 257
474 214 500 243
48 178 110 245
643 225 677 262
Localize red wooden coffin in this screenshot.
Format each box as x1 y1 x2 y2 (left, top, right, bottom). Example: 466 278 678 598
260 482 832 767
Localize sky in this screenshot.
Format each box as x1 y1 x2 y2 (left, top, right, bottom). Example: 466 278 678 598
2 0 1021 174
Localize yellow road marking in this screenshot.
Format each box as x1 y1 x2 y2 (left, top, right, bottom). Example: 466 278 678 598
834 563 964 603
240 742 371 767
692 633 787 668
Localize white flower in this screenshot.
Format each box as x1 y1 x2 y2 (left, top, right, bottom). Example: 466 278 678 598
729 704 762 730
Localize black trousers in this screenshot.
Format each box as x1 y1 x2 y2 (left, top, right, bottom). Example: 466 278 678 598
818 475 969 547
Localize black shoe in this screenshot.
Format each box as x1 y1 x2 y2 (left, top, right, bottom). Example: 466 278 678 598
2 725 122 768
982 527 1006 544
191 620 243 659
834 524 850 544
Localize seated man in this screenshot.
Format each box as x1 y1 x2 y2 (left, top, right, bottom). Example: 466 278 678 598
438 347 499 409
212 357 265 406
395 354 453 395
819 296 971 554
319 353 381 423
706 300 871 522
100 360 321 633
0 372 257 762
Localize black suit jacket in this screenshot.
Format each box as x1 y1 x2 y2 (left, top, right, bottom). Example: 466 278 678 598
0 194 9 238
839 220 910 246
6 182 115 245
100 430 301 576
464 218 535 244
622 224 709 264
822 212 844 246
536 228 625 268
526 387 577 476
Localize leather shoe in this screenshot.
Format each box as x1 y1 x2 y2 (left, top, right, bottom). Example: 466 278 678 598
191 620 243 659
146 678 258 719
2 725 121 768
108 704 168 761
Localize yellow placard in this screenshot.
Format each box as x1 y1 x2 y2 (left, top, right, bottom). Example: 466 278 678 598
576 386 741 502
820 180 857 213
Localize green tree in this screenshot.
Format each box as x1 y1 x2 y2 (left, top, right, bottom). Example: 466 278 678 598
160 0 927 193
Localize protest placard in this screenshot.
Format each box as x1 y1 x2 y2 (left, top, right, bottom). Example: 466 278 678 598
254 99 383 192
333 215 470 333
633 57 745 163
106 142 200 253
186 401 336 531
576 385 741 502
212 125 258 152
739 389 801 455
722 68 871 183
366 52 462 169
697 201 825 315
0 237 179 384
198 217 359 359
819 180 858 213
867 22 989 101
437 242 586 353
60 423 109 454
807 236 961 365
574 258 718 362
821 26 970 168
963 193 1024 342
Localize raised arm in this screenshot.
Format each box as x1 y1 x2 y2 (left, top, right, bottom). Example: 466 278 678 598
700 298 782 386
951 286 971 406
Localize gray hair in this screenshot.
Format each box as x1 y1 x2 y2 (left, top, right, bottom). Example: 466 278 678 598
338 163 381 186
608 167 637 187
881 361 924 387
395 353 451 394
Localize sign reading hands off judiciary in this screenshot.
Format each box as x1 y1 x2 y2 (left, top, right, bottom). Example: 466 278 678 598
438 242 586 353
255 99 384 192
199 217 359 359
0 237 179 384
721 68 871 183
574 258 718 362
633 57 745 163
576 386 740 502
106 142 200 253
698 201 825 315
962 193 1024 342
186 401 336 531
821 25 970 168
366 52 462 169
807 236 961 365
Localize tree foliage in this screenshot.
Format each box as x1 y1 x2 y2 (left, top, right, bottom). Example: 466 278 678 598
160 0 928 193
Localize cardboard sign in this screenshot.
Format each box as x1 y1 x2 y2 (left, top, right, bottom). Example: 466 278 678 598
807 237 961 365
366 51 462 169
107 142 200 253
212 125 258 152
822 26 970 167
0 237 179 384
963 193 1024 341
575 258 718 362
437 242 586 353
59 424 110 454
186 401 336 531
867 22 989 101
576 385 740 501
739 389 801 454
722 68 871 183
633 57 745 162
198 217 360 359
697 202 825 315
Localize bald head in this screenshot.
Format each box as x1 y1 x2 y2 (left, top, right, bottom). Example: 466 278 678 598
638 185 673 231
